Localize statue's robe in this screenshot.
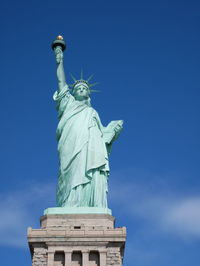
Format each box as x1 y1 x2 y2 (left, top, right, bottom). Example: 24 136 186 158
53 85 116 208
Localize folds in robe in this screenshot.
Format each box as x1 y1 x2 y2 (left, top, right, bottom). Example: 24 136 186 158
53 86 110 206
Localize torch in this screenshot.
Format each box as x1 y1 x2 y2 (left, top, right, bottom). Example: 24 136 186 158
51 35 66 51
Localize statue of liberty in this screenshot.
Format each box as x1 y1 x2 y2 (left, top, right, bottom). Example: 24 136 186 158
52 36 123 209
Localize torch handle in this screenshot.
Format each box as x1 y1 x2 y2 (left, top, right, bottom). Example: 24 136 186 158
51 38 66 51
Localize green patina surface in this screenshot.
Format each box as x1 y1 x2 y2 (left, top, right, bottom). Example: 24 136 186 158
44 207 112 215
46 37 123 214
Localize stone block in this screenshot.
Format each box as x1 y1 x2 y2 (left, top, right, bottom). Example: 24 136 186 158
28 214 126 266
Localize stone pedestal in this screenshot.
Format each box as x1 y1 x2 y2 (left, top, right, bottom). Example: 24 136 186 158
28 214 126 266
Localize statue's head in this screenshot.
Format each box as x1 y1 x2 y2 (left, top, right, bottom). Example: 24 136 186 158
70 72 99 102
72 81 90 101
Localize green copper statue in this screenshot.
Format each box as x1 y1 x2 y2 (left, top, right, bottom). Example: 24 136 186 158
52 36 123 209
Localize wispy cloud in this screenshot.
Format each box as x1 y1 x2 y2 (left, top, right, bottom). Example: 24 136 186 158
109 168 200 239
108 169 200 265
0 182 55 248
162 197 200 237
1 168 199 251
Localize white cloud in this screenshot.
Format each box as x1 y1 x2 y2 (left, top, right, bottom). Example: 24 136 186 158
0 183 55 248
109 173 200 239
162 198 200 237
1 170 200 249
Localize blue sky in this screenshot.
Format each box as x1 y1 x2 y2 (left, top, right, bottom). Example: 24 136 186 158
0 0 200 265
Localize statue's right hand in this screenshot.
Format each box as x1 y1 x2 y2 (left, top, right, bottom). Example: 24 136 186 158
55 46 63 64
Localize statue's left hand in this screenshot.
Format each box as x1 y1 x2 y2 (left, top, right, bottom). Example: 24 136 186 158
103 120 123 144
114 120 123 133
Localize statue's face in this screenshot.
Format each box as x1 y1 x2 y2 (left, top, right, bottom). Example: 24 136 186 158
73 84 90 101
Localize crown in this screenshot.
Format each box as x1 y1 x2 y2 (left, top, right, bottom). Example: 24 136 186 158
69 71 99 93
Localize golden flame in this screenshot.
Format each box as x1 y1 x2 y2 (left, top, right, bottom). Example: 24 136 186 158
57 35 64 40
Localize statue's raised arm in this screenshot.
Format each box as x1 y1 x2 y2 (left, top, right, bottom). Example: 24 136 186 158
52 36 67 92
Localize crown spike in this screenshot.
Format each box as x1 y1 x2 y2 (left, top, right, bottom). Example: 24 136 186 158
90 89 100 93
87 74 94 82
69 73 77 82
89 82 99 88
70 72 98 91
80 69 83 80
